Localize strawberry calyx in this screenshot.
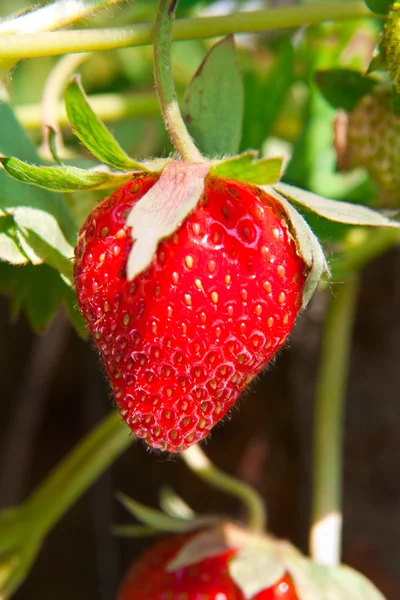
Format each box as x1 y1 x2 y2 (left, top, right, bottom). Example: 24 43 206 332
1 74 399 312
165 523 287 594
114 490 385 600
162 522 386 600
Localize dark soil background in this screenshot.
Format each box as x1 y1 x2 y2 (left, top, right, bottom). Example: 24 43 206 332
1 248 399 599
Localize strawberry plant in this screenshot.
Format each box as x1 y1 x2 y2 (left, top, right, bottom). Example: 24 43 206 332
0 0 399 598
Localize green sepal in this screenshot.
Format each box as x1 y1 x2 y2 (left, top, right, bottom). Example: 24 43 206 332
273 182 400 229
279 541 386 600
182 35 244 157
159 487 195 520
265 186 328 308
364 0 392 14
315 69 378 111
210 152 283 186
116 492 221 533
64 76 151 172
230 544 286 599
0 156 135 192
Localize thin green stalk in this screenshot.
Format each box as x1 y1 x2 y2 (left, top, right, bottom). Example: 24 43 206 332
14 91 160 130
40 52 91 159
0 2 371 59
154 0 203 161
25 410 133 535
182 445 266 533
310 276 359 566
0 0 120 80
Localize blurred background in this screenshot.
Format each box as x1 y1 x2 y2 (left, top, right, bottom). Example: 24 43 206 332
0 0 399 598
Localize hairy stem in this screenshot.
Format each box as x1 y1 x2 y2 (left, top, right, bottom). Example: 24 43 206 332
154 0 202 161
310 276 359 566
182 445 266 533
0 2 371 59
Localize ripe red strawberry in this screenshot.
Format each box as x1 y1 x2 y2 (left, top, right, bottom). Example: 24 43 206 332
117 533 298 599
74 173 306 452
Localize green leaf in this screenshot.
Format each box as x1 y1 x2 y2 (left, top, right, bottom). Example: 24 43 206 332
265 187 329 308
241 38 295 152
126 161 209 280
64 76 150 172
0 97 77 283
182 36 244 156
315 68 378 111
211 152 283 185
273 182 400 228
280 542 386 600
0 215 27 264
0 156 134 193
0 262 81 333
364 0 391 14
230 545 286 600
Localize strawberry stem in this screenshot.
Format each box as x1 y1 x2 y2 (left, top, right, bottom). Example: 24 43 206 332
154 0 203 162
23 411 133 539
0 410 133 596
310 275 359 566
182 445 266 533
15 91 159 130
0 3 371 59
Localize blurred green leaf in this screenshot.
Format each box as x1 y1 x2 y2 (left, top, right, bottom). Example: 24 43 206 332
364 0 391 13
0 95 77 282
0 157 134 193
182 36 244 156
241 39 295 152
0 262 85 335
316 68 378 111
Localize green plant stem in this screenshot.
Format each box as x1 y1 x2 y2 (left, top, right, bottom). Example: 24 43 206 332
0 2 371 59
330 227 400 279
14 91 160 130
310 275 359 566
24 410 133 536
182 445 266 533
40 52 91 159
154 0 203 162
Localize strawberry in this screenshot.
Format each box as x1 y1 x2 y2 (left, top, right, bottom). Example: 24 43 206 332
74 173 306 452
334 85 400 207
117 533 298 599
